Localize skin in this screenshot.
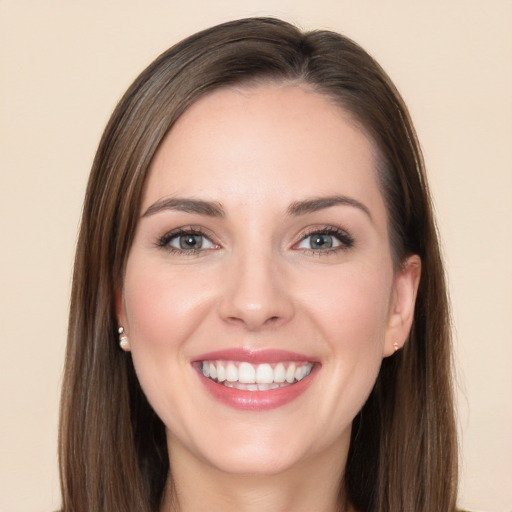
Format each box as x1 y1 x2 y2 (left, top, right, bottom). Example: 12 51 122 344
117 83 421 512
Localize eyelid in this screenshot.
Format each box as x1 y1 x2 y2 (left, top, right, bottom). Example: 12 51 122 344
156 225 220 254
154 224 354 255
292 225 355 253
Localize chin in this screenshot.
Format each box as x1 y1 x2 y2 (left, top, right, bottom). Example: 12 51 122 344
202 445 307 477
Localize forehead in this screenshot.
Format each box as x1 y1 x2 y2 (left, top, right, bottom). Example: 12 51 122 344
144 84 385 221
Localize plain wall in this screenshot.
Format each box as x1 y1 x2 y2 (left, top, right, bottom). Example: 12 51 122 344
0 1 511 511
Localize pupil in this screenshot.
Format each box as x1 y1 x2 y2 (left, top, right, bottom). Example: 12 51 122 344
311 234 333 249
180 234 202 249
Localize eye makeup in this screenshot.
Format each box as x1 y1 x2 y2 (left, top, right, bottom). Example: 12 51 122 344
293 225 355 255
156 225 219 255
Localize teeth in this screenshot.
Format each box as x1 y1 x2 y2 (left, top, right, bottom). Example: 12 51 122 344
285 364 296 383
217 363 226 382
223 382 286 391
200 360 314 389
238 362 256 383
255 363 274 384
226 363 238 382
295 365 306 381
274 363 286 383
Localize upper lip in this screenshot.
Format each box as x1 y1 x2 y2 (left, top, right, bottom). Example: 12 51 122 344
193 347 317 364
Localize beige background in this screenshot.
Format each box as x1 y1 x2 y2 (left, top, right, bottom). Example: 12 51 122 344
1 1 511 511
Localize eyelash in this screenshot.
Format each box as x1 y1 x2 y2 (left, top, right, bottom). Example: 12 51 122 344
157 226 217 255
156 225 355 256
295 226 355 254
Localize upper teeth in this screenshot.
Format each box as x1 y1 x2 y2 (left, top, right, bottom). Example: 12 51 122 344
201 361 313 385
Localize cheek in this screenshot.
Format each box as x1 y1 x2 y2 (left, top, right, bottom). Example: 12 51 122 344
298 262 392 412
120 265 213 460
121 258 218 368
120 259 216 421
281 263 394 444
301 263 393 351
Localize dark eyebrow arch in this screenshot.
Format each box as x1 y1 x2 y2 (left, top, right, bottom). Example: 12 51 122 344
142 197 225 218
287 195 372 221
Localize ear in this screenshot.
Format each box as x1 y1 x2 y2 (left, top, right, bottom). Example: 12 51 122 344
115 287 131 351
383 254 421 357
115 287 127 329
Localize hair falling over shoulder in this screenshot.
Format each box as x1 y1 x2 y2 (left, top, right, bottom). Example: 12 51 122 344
59 17 458 512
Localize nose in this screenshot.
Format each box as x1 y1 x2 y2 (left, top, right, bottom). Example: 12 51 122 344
218 249 295 331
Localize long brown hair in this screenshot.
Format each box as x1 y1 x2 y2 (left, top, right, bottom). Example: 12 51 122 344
59 17 458 512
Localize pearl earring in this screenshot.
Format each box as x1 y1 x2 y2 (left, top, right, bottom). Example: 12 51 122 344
118 326 130 351
393 341 399 352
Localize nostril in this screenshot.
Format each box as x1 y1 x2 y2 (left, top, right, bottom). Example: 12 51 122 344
225 314 282 329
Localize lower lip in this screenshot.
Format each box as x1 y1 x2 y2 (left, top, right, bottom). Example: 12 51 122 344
196 365 319 411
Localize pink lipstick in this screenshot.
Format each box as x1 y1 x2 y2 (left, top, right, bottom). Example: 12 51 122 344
193 348 319 411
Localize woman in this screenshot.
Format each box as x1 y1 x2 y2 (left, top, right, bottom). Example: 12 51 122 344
59 17 458 512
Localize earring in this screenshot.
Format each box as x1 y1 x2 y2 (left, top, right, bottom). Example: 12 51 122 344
393 341 399 352
118 326 130 351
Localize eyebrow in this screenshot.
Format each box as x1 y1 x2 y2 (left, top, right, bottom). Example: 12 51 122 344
142 197 225 218
141 194 371 221
287 195 372 221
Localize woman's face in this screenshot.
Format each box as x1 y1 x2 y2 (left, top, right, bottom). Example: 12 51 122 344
118 84 420 476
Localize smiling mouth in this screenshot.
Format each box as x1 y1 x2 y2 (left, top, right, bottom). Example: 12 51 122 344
199 360 314 391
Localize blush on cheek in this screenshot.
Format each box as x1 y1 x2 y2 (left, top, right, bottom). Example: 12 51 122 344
123 262 210 348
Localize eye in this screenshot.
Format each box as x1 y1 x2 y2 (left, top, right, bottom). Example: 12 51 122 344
158 228 218 253
170 233 214 250
298 233 339 250
295 227 354 252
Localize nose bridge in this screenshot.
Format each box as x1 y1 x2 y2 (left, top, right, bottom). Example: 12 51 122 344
219 241 294 330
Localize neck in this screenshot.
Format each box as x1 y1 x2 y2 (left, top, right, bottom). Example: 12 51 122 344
160 435 352 512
